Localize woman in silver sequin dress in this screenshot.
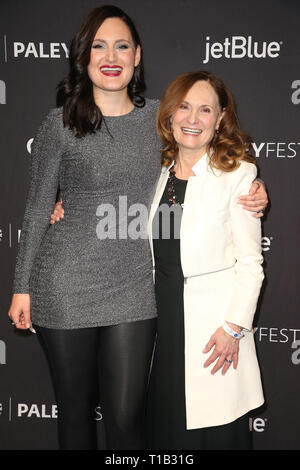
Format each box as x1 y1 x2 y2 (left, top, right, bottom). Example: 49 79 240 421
8 6 160 450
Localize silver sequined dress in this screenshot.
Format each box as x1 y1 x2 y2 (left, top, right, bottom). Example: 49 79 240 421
13 99 161 329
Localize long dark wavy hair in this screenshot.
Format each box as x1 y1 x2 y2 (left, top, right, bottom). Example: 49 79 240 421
157 71 256 172
56 5 146 137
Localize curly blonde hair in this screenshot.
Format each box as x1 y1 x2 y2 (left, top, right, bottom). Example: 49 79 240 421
156 71 256 172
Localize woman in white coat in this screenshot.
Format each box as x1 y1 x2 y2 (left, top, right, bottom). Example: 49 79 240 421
146 71 265 450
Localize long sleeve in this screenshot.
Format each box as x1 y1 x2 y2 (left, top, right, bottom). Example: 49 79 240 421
13 109 63 293
224 162 265 331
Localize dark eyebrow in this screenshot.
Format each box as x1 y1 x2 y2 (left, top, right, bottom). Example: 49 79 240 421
92 38 131 44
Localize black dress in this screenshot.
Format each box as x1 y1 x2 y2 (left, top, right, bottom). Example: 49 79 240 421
145 176 252 450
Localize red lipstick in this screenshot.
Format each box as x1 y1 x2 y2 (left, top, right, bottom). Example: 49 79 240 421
100 65 123 76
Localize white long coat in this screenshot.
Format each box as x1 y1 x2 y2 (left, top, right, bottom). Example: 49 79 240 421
147 153 265 429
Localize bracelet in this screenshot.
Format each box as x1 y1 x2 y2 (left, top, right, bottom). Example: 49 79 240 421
222 322 244 339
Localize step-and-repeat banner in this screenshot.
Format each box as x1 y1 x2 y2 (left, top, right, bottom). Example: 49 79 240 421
0 0 299 450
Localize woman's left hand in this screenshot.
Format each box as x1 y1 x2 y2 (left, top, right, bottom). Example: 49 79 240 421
238 179 268 218
203 327 240 375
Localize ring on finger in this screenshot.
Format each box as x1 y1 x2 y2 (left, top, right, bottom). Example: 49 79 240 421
225 358 233 363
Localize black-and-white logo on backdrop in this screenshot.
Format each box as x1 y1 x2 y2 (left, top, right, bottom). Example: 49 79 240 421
1 399 103 421
14 42 69 59
252 142 299 158
18 403 58 419
261 236 273 252
256 328 300 366
26 139 300 159
0 79 6 104
2 36 69 60
0 340 6 365
0 399 57 421
291 341 300 365
95 406 103 421
256 327 300 344
203 36 283 64
27 138 34 154
291 80 300 104
255 326 300 345
250 416 268 433
0 224 21 248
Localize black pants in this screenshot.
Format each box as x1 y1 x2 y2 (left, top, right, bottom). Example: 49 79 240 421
34 318 157 450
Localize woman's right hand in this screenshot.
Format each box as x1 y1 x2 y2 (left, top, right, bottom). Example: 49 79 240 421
8 293 33 331
50 199 64 224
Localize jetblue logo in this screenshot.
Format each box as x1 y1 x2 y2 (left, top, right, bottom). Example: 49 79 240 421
203 36 282 64
0 80 6 104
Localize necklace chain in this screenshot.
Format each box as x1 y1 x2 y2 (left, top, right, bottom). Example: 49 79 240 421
167 165 184 208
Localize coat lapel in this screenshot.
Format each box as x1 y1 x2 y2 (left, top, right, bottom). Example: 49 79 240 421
147 165 172 266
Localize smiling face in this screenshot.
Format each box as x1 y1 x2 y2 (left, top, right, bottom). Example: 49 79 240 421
87 17 141 95
171 80 225 157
